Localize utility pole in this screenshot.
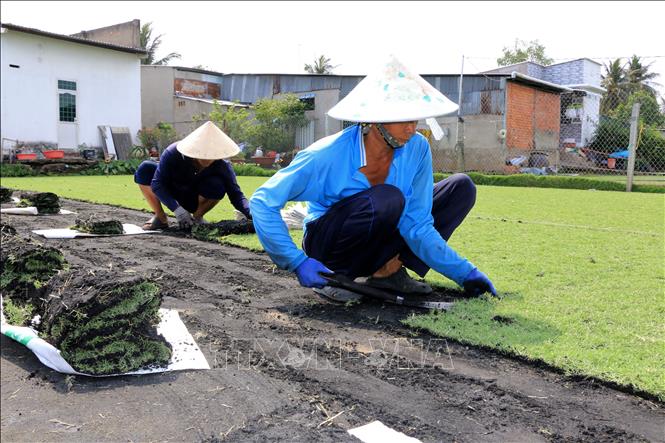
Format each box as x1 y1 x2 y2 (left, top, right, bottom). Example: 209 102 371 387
626 102 640 192
455 55 465 172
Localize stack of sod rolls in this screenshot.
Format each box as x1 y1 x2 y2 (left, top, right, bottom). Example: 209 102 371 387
1 226 173 375
18 192 60 214
40 271 172 375
0 226 67 325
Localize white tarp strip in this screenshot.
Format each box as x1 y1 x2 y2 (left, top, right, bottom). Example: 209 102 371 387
1 207 76 215
32 223 158 239
348 421 422 443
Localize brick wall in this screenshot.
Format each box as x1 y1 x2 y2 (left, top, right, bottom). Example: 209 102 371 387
506 82 561 151
506 82 535 149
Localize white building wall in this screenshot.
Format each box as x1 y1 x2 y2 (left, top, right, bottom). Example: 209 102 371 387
582 60 601 87
582 93 601 146
1 30 141 149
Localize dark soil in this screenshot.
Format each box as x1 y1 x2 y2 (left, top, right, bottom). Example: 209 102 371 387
1 198 663 442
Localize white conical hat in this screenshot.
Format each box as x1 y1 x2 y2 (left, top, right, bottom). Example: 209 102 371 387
327 55 458 123
176 121 240 160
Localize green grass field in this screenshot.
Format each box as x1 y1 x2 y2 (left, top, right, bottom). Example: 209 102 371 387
2 175 664 400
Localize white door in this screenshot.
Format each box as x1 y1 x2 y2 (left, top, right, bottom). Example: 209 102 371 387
57 80 78 149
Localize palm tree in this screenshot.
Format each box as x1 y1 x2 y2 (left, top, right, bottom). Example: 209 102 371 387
140 22 181 65
625 55 660 96
600 58 628 114
304 55 338 74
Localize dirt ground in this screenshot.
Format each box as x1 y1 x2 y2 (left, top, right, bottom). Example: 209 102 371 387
1 198 663 442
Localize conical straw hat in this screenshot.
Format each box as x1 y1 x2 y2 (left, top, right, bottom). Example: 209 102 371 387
176 121 240 160
327 55 458 123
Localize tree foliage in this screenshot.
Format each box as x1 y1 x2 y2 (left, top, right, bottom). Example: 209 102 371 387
590 90 665 171
204 101 252 146
601 58 629 115
137 122 178 151
304 55 338 74
195 95 308 154
601 55 661 114
139 22 181 65
497 39 553 66
625 55 660 96
246 94 308 152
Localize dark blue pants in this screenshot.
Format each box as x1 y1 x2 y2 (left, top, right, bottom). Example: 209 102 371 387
134 161 226 213
303 174 476 279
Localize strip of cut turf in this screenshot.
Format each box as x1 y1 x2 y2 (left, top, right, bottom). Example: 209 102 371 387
3 176 663 399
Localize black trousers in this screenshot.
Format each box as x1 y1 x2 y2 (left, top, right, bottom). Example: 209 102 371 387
303 173 476 278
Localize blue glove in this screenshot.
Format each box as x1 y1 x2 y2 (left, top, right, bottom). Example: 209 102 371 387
295 258 332 288
463 268 497 296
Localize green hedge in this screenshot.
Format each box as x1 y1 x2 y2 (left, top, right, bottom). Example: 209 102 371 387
0 161 277 178
231 164 276 177
0 163 36 177
433 172 665 194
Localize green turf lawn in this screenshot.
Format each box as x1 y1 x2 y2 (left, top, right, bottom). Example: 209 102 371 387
0 175 268 220
2 175 664 400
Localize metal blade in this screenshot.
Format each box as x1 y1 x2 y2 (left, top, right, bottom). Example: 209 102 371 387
320 272 455 311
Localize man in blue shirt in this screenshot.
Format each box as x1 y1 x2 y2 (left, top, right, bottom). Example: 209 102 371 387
134 121 251 230
250 57 495 302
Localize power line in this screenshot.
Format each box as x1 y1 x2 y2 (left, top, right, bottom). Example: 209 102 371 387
465 55 665 61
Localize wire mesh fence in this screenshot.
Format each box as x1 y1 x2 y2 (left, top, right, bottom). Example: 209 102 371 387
426 80 665 189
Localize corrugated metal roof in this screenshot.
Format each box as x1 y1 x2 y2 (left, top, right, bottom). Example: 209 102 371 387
174 94 249 107
1 23 147 55
509 72 572 93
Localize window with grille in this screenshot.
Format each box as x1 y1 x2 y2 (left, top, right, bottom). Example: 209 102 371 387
59 93 76 122
58 80 77 91
58 80 77 122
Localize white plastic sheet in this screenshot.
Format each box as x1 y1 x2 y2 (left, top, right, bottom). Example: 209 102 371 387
235 203 307 230
348 421 422 443
32 223 158 239
1 207 76 215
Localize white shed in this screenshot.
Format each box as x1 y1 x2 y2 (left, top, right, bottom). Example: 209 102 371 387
0 22 145 152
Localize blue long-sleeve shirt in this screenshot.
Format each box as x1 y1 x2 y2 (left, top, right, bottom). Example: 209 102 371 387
249 125 475 286
151 144 250 216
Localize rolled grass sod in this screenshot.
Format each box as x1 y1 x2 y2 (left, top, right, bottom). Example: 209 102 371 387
74 216 124 235
2 175 664 399
0 227 67 310
191 219 255 242
18 191 60 214
41 271 172 375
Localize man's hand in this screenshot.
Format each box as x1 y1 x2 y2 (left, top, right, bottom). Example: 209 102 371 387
174 206 194 229
295 258 332 288
463 268 497 296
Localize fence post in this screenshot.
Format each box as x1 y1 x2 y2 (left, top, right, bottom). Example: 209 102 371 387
455 55 465 172
626 102 641 192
